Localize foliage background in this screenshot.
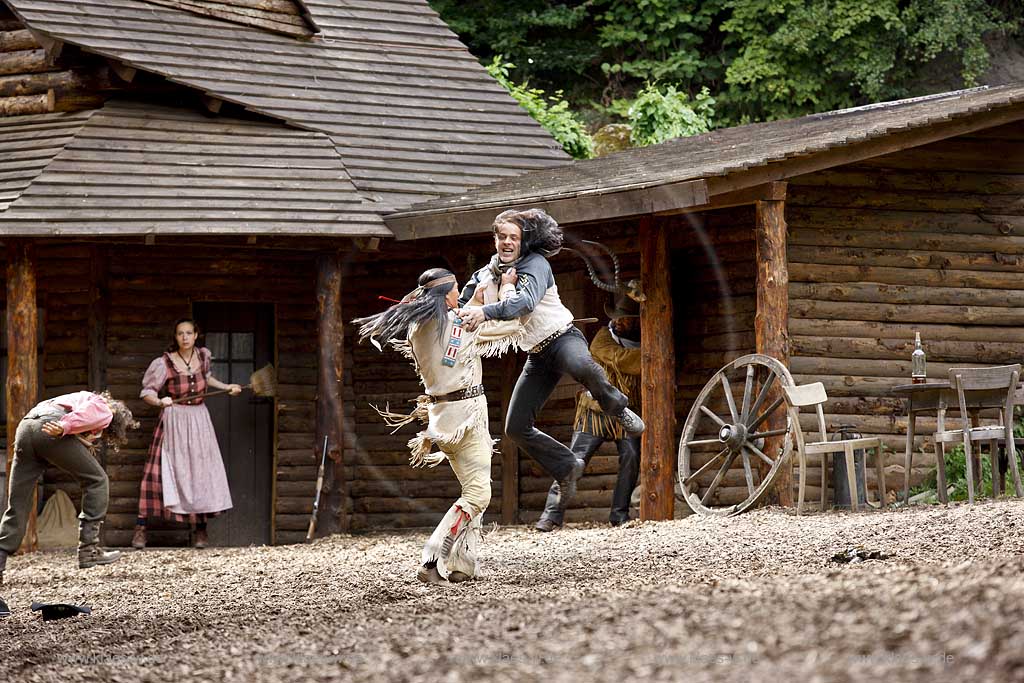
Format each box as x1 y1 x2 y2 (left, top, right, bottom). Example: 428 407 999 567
432 0 1024 157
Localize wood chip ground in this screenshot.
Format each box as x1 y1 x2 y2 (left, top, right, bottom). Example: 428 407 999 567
4 500 1024 681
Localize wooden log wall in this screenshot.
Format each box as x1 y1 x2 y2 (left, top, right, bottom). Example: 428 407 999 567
787 121 1024 502
0 7 127 117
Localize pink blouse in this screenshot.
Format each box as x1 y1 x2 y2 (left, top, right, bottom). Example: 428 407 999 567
50 391 113 436
140 348 213 399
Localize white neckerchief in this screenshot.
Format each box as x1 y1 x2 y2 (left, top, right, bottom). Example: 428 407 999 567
608 321 640 349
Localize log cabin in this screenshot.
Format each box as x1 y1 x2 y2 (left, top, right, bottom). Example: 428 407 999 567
387 84 1024 520
0 0 567 547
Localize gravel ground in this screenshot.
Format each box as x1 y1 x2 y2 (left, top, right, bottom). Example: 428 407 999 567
3 500 1024 682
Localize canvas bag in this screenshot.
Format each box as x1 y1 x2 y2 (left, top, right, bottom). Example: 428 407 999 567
36 489 79 548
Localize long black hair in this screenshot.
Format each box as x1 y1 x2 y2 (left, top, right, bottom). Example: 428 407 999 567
353 267 456 346
493 208 564 257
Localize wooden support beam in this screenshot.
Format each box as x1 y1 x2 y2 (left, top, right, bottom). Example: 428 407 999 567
88 245 109 392
657 181 788 216
25 30 61 62
352 236 381 252
639 216 676 521
500 352 520 524
202 95 223 114
755 195 792 506
315 253 348 535
6 240 39 553
107 59 136 84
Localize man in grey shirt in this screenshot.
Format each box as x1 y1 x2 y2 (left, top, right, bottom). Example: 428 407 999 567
458 208 645 515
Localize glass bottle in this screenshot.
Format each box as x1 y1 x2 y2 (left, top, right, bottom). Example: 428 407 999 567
911 332 926 384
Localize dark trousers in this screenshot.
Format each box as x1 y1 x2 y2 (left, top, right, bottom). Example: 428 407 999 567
505 328 628 481
540 431 640 525
0 406 108 554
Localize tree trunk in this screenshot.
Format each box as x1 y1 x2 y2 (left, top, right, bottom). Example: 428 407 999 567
314 253 347 535
639 216 676 521
6 240 39 553
755 197 791 506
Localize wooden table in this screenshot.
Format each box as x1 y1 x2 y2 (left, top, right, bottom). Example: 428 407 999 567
892 381 1024 504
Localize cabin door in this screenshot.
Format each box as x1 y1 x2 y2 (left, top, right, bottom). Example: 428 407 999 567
193 302 274 546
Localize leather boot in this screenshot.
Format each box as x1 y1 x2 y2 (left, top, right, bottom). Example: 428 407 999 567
0 549 7 586
78 521 122 569
131 525 146 550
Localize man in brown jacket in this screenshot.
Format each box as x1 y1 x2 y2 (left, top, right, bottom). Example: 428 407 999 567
536 294 642 530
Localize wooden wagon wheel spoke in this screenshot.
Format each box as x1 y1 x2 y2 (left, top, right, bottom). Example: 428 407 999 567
747 395 785 432
683 438 723 447
741 449 755 495
678 354 796 517
699 405 728 428
682 448 728 485
749 427 789 440
739 363 755 423
746 370 777 427
720 374 739 423
701 450 740 505
745 443 775 468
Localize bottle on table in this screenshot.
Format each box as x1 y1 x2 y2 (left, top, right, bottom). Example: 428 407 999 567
911 331 926 384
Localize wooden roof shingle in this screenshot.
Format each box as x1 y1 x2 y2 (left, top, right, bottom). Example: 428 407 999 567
0 99 389 236
386 84 1024 238
4 0 569 212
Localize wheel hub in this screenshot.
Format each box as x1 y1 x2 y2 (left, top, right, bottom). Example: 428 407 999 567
718 423 748 452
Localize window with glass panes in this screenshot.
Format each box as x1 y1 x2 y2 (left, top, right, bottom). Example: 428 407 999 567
205 330 254 389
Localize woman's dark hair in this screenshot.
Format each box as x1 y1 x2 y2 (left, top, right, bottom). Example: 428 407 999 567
166 318 200 353
353 267 456 346
493 208 564 257
99 391 139 452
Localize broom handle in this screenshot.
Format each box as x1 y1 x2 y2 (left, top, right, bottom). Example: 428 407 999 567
170 383 250 404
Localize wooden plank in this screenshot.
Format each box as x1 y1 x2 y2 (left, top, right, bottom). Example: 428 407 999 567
639 216 675 521
6 240 39 553
387 180 709 240
755 196 791 506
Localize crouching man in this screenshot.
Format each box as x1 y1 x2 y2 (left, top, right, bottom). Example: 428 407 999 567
0 391 137 584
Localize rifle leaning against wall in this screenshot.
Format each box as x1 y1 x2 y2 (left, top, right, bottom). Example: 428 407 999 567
306 435 329 541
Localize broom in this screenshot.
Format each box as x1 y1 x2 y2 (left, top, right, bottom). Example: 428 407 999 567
171 364 277 404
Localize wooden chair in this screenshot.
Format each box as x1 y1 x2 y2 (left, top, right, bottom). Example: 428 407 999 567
782 382 886 513
935 365 1023 504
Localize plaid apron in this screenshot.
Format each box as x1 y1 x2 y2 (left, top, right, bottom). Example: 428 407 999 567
137 352 221 523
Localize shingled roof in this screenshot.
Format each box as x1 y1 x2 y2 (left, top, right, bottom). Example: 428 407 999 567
4 0 569 212
385 84 1024 239
0 99 388 236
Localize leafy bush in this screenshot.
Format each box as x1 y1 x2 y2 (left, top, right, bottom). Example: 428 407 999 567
486 56 595 159
627 84 715 146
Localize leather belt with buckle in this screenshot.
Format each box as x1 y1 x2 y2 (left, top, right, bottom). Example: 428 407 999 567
428 384 485 404
528 323 574 355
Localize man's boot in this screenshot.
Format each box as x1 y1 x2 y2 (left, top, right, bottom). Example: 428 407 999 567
78 521 121 570
0 549 7 586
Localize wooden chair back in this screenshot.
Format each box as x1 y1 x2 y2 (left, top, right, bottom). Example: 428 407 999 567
782 382 829 443
947 364 1021 428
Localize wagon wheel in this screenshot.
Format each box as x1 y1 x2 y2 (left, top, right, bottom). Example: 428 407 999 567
677 354 796 517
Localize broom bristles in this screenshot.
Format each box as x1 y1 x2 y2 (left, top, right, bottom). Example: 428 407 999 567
249 364 277 397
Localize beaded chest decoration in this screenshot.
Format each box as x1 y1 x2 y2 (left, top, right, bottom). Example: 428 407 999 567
441 317 464 367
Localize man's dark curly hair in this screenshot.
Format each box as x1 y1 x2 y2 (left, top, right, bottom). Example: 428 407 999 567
99 391 139 452
493 208 563 257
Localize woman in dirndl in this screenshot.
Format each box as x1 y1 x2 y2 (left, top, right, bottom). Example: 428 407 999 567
132 318 241 549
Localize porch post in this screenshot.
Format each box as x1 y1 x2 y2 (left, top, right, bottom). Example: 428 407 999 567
6 239 39 552
755 191 792 506
315 252 348 534
639 216 676 521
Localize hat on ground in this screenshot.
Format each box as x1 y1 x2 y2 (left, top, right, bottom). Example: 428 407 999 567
0 597 10 617
31 601 92 621
604 293 640 320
